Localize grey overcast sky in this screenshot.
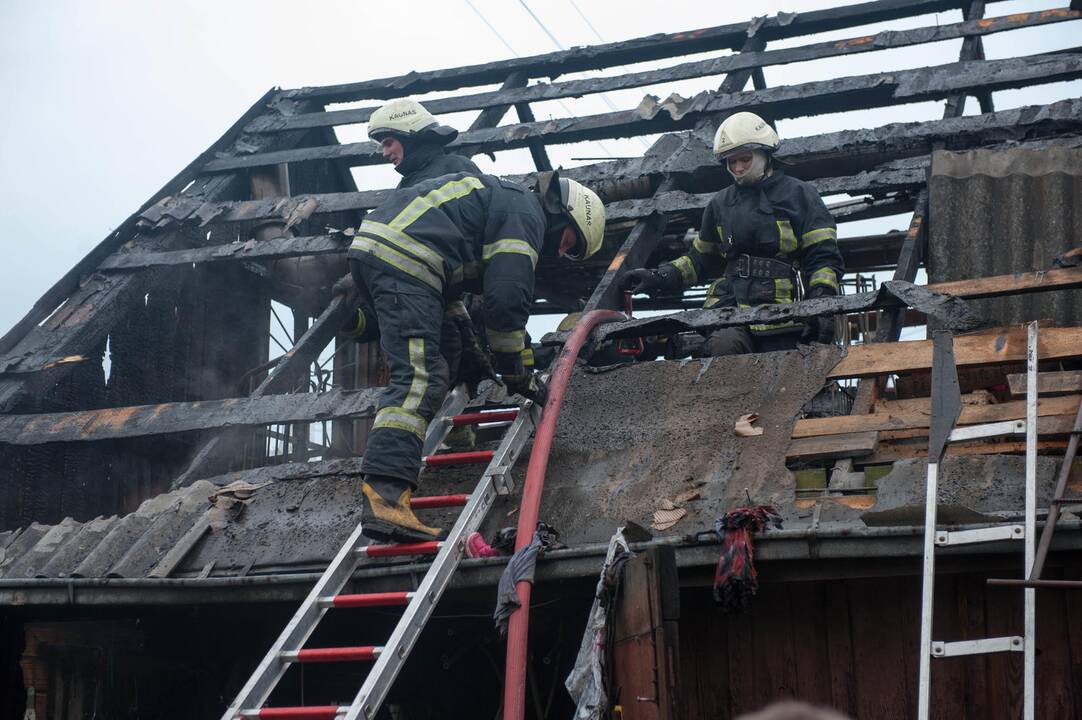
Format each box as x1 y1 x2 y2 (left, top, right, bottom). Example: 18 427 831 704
1 0 1079 339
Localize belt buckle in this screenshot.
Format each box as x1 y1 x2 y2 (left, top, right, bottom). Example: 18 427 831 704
737 255 750 279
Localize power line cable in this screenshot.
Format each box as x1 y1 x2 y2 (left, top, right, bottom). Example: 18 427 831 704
519 0 650 149
462 0 616 159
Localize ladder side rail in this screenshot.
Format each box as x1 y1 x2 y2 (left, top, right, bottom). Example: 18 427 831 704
1023 321 1038 720
345 401 539 720
222 522 370 719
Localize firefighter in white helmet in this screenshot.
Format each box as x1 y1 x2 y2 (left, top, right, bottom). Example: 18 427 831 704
368 98 481 189
624 111 844 355
340 170 604 543
341 99 492 407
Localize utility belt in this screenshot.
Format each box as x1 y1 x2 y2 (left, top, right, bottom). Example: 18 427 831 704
724 253 796 280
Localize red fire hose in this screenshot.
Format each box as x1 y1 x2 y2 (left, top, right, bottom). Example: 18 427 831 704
503 309 625 720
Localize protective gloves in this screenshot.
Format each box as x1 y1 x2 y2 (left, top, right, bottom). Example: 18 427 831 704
622 268 668 296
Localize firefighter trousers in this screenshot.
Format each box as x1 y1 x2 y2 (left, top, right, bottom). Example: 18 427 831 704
355 264 452 488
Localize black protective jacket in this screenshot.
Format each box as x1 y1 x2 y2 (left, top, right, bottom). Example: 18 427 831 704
348 172 545 361
660 170 844 334
395 141 481 189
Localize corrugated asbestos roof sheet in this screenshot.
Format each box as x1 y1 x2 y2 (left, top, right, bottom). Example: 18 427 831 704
0 353 854 580
929 146 1082 327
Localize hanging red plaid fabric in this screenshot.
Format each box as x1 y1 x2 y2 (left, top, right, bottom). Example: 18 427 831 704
712 505 783 612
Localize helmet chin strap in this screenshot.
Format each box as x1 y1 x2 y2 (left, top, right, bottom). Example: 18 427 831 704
728 149 771 186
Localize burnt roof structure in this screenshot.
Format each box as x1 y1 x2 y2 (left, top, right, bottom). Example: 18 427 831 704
4 2 1082 718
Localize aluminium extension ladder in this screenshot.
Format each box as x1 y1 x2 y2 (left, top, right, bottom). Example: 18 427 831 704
917 323 1038 720
221 386 541 720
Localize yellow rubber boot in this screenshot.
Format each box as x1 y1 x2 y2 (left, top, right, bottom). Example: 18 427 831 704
361 477 446 544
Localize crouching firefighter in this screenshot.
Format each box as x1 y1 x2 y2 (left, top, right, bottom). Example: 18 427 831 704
624 112 844 355
345 171 605 543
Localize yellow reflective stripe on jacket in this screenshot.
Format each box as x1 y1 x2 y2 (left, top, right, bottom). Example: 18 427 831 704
670 256 697 286
521 346 535 369
373 407 428 440
704 296 721 309
488 328 526 353
809 267 840 292
800 226 837 249
360 219 445 277
350 236 443 292
482 239 539 267
404 338 428 412
389 176 485 230
777 220 798 256
692 234 726 256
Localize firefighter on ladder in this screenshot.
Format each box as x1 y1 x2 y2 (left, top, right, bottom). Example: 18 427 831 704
340 99 493 395
624 112 844 355
340 170 605 543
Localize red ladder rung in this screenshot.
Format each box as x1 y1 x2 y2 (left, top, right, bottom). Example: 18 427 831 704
242 706 346 719
323 591 413 608
423 450 494 466
282 646 382 663
358 541 442 558
452 409 519 426
410 493 470 509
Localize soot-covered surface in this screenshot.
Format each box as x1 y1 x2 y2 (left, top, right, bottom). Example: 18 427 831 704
484 347 845 546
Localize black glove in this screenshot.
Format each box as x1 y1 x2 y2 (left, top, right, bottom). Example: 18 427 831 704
459 346 501 398
331 273 355 297
800 316 836 345
503 372 548 405
622 268 667 296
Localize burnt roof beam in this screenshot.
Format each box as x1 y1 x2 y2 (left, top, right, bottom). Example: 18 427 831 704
202 51 1082 173
283 0 1023 103
250 8 1078 135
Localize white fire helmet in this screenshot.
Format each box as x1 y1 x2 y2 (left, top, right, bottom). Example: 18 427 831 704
368 99 458 144
713 112 780 159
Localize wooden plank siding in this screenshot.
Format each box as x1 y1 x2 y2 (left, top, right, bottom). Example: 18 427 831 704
677 559 1082 718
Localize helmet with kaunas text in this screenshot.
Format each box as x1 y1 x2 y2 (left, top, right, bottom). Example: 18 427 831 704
368 99 458 145
559 178 605 261
713 112 780 159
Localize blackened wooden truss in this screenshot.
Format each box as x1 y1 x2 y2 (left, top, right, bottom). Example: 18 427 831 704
1 0 1081 524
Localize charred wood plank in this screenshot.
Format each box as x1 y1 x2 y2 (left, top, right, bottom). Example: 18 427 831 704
262 8 1076 134
98 235 349 271
583 211 670 313
204 52 1082 172
0 387 381 446
512 100 552 172
549 280 981 345
282 0 1022 104
875 188 929 343
468 72 528 131
157 100 1082 232
944 0 993 118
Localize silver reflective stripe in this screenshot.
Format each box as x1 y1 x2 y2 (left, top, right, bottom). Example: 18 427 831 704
809 267 839 291
360 220 445 277
482 239 539 267
350 236 443 292
373 407 428 440
801 226 837 248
